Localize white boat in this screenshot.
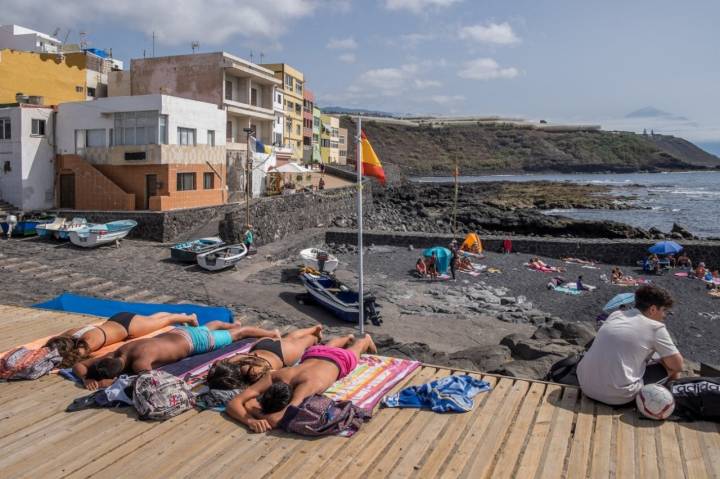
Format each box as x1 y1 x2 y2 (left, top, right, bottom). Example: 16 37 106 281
57 218 88 240
36 217 87 240
68 220 137 248
300 248 339 273
197 244 247 271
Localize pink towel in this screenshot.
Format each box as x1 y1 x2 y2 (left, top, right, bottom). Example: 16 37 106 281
301 345 358 379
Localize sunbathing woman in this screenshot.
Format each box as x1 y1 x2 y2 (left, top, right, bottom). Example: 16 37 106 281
45 312 199 368
207 325 323 390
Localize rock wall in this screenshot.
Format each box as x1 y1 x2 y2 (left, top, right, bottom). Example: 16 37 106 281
325 229 720 269
220 182 373 246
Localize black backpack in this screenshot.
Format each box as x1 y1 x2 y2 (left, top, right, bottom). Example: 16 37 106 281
546 353 583 386
666 377 720 421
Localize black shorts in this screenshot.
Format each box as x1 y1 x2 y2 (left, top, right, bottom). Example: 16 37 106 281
107 312 136 332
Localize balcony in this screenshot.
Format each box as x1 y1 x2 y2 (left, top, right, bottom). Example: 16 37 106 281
83 144 225 166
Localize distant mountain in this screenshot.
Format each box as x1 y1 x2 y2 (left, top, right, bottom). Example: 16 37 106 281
320 106 399 118
625 106 689 122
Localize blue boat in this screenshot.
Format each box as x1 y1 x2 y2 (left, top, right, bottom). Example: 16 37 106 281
299 272 382 325
68 220 138 248
170 237 225 263
1 215 55 237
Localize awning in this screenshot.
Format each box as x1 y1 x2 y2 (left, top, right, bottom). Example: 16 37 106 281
272 162 312 173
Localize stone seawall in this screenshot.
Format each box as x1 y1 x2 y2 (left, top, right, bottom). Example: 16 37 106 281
220 182 372 246
325 229 720 269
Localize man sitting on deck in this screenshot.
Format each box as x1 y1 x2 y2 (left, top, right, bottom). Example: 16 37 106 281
226 334 377 433
577 285 684 406
73 322 278 390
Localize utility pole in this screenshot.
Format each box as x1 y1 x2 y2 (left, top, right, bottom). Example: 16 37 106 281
152 31 156 57
243 127 255 228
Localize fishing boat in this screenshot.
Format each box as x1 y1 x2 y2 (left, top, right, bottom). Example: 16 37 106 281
35 217 66 239
35 217 88 240
1 215 55 237
196 244 247 271
170 237 225 263
299 271 382 325
57 218 88 240
299 248 339 273
68 220 137 248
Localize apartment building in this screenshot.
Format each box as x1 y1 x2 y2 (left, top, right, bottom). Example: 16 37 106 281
312 106 322 163
338 127 348 165
0 102 55 211
320 114 340 164
261 63 305 160
0 24 62 53
302 89 315 163
56 94 226 211
273 88 285 146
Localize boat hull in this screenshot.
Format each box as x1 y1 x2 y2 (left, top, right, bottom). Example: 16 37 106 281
300 248 339 273
69 228 133 248
171 237 225 263
197 244 247 271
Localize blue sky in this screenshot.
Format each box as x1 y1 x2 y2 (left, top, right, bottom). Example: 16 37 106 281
4 0 720 148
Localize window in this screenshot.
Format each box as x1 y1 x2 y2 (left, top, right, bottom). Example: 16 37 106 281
340 150 346 157
339 135 345 145
295 81 303 95
0 118 10 140
303 137 311 146
75 86 84 93
176 173 196 191
321 139 330 148
87 87 96 97
225 80 233 100
285 74 293 90
286 101 293 111
178 127 196 146
114 111 159 146
86 129 106 147
295 103 301 115
295 125 301 135
31 119 46 136
250 88 258 106
313 118 320 127
203 172 215 189
286 119 292 133
159 115 168 144
331 142 339 149
226 121 233 141
276 93 281 103
207 130 215 146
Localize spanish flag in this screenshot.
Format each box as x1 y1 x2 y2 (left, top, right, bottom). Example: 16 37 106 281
360 130 386 185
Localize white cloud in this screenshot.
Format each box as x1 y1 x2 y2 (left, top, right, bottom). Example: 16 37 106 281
458 58 519 80
1 0 321 46
414 79 442 89
430 95 464 104
338 53 356 63
459 22 520 45
326 37 357 50
384 0 463 14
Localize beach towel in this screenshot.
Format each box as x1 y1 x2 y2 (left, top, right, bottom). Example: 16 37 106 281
552 286 582 296
33 293 233 325
324 355 421 410
562 282 596 291
674 272 689 278
382 374 491 413
160 339 254 387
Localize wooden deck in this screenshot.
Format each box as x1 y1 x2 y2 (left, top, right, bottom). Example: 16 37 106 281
1 306 718 478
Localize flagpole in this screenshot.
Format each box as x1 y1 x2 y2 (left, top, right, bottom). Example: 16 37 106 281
356 116 364 335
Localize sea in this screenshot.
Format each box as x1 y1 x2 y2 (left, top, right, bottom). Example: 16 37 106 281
412 171 720 239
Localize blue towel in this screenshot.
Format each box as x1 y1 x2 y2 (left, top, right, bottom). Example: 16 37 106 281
382 375 491 413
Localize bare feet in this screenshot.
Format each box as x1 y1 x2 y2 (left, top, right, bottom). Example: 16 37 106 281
364 334 378 354
311 325 323 342
274 329 282 339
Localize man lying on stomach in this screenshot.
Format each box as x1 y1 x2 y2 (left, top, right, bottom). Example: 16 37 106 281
73 322 278 389
226 334 377 433
577 285 684 406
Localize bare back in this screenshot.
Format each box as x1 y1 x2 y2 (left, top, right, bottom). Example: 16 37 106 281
64 322 129 352
273 358 341 398
115 332 191 373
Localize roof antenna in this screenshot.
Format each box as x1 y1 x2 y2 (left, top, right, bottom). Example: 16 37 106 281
152 31 156 57
260 52 265 63
191 41 200 53
249 50 254 63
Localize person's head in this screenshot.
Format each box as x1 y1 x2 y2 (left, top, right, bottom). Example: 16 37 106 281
208 355 272 389
258 381 293 414
44 336 90 369
578 275 583 281
634 285 674 321
85 357 124 380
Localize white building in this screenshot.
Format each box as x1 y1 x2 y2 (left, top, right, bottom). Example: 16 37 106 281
0 24 61 53
273 87 285 146
0 104 55 211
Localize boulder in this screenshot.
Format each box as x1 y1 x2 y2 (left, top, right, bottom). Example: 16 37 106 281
671 222 695 239
490 355 563 380
509 338 582 361
449 344 512 372
499 333 527 351
531 320 595 346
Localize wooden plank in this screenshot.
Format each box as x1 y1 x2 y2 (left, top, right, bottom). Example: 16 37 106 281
566 393 596 479
635 414 660 479
439 377 515 478
413 375 499 479
696 421 720 477
589 402 616 479
538 387 579 479
514 384 562 478
677 422 711 479
215 433 304 479
657 421 685 479
463 379 532 479
263 365 424 479
485 381 546 479
615 409 636 479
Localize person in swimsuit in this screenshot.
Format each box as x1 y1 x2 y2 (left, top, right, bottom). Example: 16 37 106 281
73 322 278 390
226 334 377 433
45 312 199 368
206 325 323 390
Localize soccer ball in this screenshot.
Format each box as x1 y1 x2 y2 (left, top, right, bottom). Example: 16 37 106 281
636 384 675 420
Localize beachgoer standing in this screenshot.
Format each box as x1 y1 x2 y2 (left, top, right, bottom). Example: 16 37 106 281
244 225 254 253
427 252 438 280
450 248 458 281
318 176 325 190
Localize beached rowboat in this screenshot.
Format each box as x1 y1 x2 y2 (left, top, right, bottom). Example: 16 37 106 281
299 248 339 273
196 244 247 271
68 220 137 248
36 217 87 240
171 237 225 263
299 271 381 325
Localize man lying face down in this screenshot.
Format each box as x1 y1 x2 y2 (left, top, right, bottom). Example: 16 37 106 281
226 334 377 433
72 322 278 390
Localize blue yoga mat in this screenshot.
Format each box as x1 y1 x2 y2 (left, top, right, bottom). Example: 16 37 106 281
33 293 232 325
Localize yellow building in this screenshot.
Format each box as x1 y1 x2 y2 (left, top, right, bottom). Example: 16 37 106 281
0 49 87 105
261 63 304 160
320 114 340 164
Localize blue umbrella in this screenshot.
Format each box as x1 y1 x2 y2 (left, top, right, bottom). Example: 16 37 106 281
603 293 636 312
423 246 451 274
648 241 683 255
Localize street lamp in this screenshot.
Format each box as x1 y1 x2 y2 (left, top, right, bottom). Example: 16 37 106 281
243 127 255 230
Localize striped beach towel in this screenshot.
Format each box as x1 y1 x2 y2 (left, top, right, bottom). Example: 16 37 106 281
324 355 421 410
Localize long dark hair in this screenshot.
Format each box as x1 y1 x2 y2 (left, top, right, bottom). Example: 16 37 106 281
44 336 90 368
207 355 272 390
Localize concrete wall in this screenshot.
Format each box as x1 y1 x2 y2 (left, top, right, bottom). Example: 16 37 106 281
131 53 224 106
324 229 720 270
107 70 131 97
0 106 23 208
0 25 61 53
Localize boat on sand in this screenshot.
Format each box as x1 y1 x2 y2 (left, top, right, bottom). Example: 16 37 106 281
300 248 339 273
197 244 247 271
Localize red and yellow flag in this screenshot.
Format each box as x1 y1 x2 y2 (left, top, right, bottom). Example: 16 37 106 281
360 130 386 185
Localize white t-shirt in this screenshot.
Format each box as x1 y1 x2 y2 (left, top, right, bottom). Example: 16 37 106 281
577 309 679 405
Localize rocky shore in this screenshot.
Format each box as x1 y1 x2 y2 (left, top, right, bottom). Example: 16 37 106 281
331 181 698 240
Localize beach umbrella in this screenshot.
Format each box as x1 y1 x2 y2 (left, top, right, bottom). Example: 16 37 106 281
422 246 452 274
603 293 636 312
648 241 683 255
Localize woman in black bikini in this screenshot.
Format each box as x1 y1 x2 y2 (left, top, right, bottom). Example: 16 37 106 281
45 312 199 368
207 325 323 389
